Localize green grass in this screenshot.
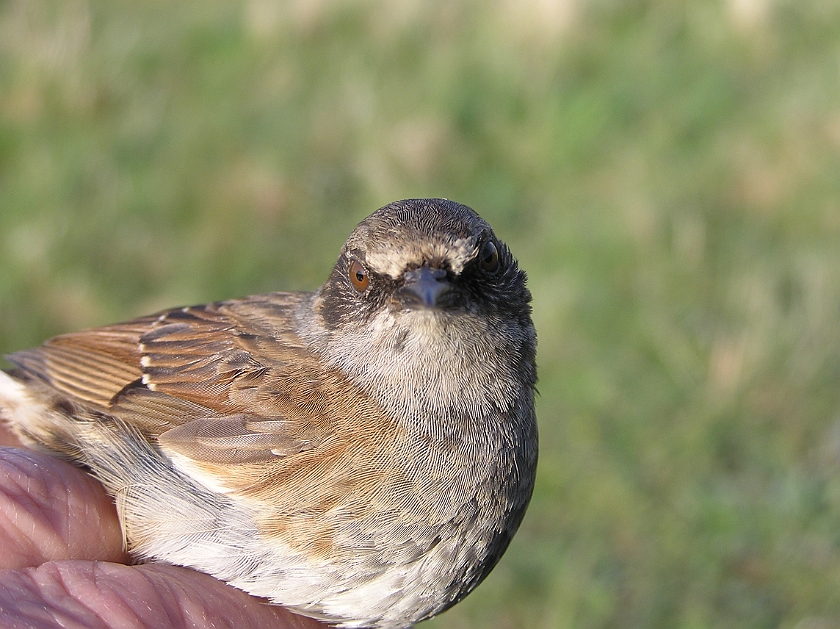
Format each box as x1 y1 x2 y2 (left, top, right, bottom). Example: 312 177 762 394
3 1 840 627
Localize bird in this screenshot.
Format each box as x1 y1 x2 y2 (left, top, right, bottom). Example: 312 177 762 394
0 198 537 629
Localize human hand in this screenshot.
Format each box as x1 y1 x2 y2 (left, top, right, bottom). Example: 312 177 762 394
0 426 325 629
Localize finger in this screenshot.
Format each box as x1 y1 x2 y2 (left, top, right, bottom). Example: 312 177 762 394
0 560 327 629
0 423 23 447
0 447 128 569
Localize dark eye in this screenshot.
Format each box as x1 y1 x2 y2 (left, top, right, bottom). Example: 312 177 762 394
479 240 499 272
349 260 370 292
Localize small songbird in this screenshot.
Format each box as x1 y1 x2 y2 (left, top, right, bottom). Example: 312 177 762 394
0 199 537 628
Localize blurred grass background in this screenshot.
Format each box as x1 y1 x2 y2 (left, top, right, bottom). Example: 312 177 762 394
2 0 840 627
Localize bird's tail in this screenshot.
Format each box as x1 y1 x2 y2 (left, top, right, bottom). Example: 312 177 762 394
0 369 73 452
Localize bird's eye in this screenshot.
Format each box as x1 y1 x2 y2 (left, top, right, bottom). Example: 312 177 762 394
479 240 499 272
349 260 370 292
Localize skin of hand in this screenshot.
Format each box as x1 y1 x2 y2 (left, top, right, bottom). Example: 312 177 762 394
0 425 325 629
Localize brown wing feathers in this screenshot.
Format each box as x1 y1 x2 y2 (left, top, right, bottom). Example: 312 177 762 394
5 303 269 412
139 309 268 411
7 320 151 409
4 297 340 440
4 297 396 499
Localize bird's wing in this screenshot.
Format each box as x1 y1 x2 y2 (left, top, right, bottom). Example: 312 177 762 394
7 317 151 409
4 295 352 458
6 294 397 505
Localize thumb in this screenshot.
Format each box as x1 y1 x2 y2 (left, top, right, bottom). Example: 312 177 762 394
0 561 327 628
0 446 128 569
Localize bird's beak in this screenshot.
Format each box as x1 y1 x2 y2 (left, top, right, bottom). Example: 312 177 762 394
398 266 453 309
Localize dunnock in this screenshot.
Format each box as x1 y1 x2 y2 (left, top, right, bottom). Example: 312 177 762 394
0 199 537 628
